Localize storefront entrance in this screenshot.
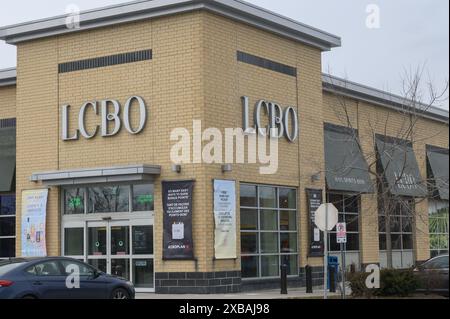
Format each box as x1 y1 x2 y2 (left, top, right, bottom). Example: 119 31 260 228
61 183 155 292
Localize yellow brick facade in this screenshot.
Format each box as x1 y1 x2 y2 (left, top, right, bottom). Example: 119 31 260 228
1 10 448 290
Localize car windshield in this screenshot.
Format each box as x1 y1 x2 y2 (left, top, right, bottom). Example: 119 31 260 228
0 262 27 276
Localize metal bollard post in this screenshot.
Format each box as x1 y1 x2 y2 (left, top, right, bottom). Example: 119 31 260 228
329 266 336 293
306 265 313 293
280 264 288 295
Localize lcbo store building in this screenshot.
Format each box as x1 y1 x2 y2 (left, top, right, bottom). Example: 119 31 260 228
0 0 448 294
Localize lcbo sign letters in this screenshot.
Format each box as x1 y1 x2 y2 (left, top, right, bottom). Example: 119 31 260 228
241 96 299 142
62 96 147 141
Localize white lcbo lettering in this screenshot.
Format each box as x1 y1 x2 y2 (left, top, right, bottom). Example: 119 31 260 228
61 96 148 141
242 96 299 142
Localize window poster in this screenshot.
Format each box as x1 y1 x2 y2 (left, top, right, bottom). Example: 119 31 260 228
21 189 48 257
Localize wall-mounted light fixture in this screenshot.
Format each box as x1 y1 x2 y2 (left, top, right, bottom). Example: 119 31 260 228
222 164 233 173
311 172 321 182
171 164 182 174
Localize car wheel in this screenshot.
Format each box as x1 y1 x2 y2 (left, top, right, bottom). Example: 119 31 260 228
22 295 37 299
111 288 130 299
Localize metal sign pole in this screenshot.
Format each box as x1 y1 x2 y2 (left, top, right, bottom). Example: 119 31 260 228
324 204 328 300
342 242 347 299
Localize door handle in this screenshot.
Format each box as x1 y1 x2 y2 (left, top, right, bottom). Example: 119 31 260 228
33 281 43 286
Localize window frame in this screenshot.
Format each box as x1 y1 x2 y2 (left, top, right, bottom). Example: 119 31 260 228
0 193 16 259
429 200 449 257
240 184 298 280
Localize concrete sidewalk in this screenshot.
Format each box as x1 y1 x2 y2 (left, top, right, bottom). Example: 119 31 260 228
136 287 350 299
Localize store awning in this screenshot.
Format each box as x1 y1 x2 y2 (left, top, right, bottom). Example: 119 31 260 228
375 135 427 197
427 146 449 200
31 164 161 186
0 126 16 192
324 123 374 193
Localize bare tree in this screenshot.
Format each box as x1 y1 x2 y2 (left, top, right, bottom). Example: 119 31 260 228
322 64 449 269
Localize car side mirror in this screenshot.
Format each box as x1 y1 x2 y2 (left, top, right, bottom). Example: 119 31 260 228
92 270 101 279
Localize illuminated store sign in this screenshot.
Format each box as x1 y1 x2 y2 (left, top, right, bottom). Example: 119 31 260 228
61 96 147 141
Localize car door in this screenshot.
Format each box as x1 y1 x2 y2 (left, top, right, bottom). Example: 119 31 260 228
432 256 449 292
59 259 108 299
25 260 69 299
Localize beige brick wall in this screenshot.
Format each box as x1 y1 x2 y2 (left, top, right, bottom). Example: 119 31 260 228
0 85 16 119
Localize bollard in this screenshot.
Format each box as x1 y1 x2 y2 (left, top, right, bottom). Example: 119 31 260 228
280 264 288 295
305 265 313 293
329 266 336 293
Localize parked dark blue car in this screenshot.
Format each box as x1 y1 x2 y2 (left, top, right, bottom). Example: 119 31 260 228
0 257 135 299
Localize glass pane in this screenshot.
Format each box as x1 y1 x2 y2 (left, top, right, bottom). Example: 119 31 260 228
133 226 153 255
430 234 440 250
88 259 107 273
261 255 279 277
88 186 130 213
279 188 296 209
344 196 359 213
402 234 413 250
0 195 15 215
240 209 258 231
241 255 258 278
61 260 95 276
280 233 297 253
28 261 62 276
281 255 298 276
64 188 85 215
88 227 107 255
379 234 386 250
391 234 402 250
328 233 340 251
241 233 258 254
378 216 386 233
390 216 401 233
240 185 257 207
260 210 277 231
346 214 359 232
328 193 343 212
0 238 15 258
133 259 154 288
346 233 360 251
260 232 278 253
402 217 413 233
111 226 129 255
280 211 296 231
111 259 130 280
259 186 276 208
0 217 15 236
64 228 84 256
132 184 154 212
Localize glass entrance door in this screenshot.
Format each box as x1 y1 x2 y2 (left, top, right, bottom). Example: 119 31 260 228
69 219 154 292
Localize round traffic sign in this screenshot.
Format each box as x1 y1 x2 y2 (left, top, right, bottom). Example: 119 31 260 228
314 203 339 231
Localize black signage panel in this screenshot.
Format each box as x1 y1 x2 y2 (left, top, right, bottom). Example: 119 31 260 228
306 188 324 257
162 180 195 260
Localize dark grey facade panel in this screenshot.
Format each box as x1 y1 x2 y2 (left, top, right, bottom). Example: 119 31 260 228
0 126 16 192
323 123 373 193
426 145 449 200
237 51 297 77
0 118 16 129
58 49 152 74
375 134 427 197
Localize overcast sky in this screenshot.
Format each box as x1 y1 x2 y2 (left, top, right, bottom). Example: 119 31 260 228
0 0 448 109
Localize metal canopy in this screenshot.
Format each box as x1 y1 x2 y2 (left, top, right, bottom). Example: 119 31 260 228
30 164 161 186
324 123 373 193
427 146 449 200
376 135 427 197
0 127 16 192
